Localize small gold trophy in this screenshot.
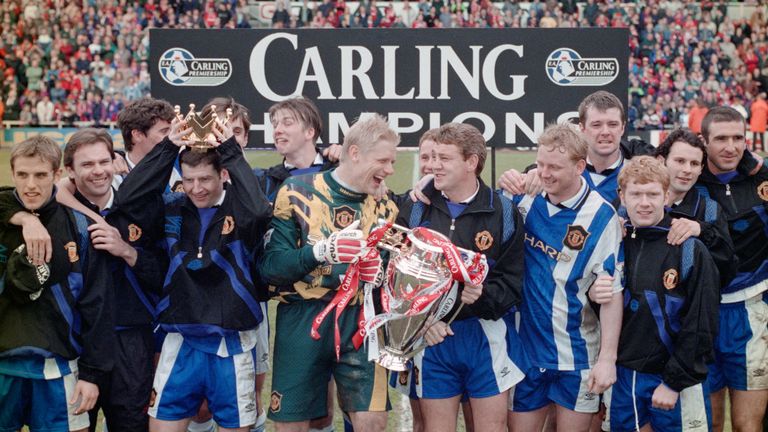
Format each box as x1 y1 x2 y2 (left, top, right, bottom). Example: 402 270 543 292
174 104 233 151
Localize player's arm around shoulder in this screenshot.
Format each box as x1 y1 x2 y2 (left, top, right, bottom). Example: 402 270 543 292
467 199 525 320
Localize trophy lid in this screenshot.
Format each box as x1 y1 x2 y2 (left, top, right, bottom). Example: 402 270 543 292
407 227 450 254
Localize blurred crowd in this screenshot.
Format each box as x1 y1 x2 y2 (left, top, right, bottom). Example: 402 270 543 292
1 0 767 134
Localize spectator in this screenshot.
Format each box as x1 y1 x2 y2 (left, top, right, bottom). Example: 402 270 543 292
688 98 709 134
750 92 768 151
36 94 55 123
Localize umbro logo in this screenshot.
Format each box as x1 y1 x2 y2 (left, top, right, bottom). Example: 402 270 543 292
688 420 704 429
500 367 510 377
752 368 766 377
584 392 596 400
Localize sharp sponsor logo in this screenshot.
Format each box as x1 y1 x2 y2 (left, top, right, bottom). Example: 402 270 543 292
546 48 619 86
159 48 232 86
524 233 571 262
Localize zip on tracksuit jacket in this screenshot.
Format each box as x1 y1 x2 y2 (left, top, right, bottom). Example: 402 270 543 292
0 192 114 383
696 151 768 302
395 179 525 321
114 137 272 337
619 215 720 391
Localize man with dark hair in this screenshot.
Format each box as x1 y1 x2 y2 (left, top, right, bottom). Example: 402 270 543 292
396 123 527 431
0 135 114 432
0 127 169 432
115 117 271 432
652 128 735 287
117 97 176 167
696 106 768 432
499 90 653 206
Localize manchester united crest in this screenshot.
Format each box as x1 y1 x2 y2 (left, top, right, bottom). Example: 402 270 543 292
221 216 235 235
64 241 79 262
475 230 494 251
663 268 679 290
128 224 142 242
270 391 282 413
758 181 768 201
333 206 357 229
172 181 184 193
563 225 590 251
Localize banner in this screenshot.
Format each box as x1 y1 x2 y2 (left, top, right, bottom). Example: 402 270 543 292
2 127 124 148
150 28 628 148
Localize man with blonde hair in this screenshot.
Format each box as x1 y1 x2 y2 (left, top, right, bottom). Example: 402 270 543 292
260 115 400 432
507 124 624 432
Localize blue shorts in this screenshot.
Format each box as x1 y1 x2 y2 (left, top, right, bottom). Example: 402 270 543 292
607 365 710 432
0 371 89 432
706 293 768 392
415 313 527 399
149 333 258 428
509 367 599 413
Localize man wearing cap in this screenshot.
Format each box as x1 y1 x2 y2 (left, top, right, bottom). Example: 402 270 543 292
0 135 114 432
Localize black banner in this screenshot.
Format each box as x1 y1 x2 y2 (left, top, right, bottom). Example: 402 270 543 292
150 28 628 148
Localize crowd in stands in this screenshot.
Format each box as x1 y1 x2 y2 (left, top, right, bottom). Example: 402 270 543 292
1 0 767 134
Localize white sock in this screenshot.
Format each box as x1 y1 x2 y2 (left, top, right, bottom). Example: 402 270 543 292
187 419 216 432
250 409 268 432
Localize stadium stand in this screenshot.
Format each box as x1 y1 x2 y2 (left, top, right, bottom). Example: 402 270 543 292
0 0 766 134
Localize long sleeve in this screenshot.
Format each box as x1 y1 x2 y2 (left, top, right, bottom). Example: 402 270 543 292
697 203 737 287
113 137 178 236
259 184 321 286
76 228 116 383
662 240 720 392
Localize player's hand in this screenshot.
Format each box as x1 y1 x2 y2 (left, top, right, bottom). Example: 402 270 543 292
651 383 679 411
424 320 453 346
88 222 137 265
112 152 129 175
359 254 384 286
312 220 366 264
588 274 615 305
213 116 234 145
524 169 543 196
373 180 389 201
322 144 343 162
70 379 99 414
16 212 52 265
461 283 483 305
619 216 627 238
497 168 526 195
586 358 616 394
409 174 434 204
667 218 701 245
168 116 191 147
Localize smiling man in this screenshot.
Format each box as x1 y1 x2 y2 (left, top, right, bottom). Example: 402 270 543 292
394 123 527 432
695 106 768 432
604 156 719 432
0 135 114 432
507 124 624 432
114 118 272 432
259 114 400 432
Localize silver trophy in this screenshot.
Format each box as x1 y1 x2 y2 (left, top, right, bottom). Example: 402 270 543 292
367 222 484 371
